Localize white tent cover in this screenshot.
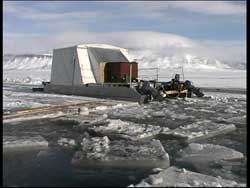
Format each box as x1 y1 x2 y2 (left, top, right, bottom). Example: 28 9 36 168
50 44 133 85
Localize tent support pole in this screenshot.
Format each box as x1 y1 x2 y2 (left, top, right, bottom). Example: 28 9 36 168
72 48 76 86
129 63 132 88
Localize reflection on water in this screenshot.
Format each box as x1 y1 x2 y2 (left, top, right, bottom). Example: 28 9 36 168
3 147 152 187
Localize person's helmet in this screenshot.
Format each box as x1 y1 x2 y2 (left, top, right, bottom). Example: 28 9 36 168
175 74 180 81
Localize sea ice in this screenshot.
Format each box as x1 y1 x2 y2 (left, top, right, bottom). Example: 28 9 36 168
72 114 109 132
178 143 244 162
79 107 89 115
132 166 244 187
57 137 76 147
95 106 108 111
150 111 165 117
225 115 246 126
71 136 170 168
176 143 244 180
108 105 153 120
87 119 163 141
160 120 236 143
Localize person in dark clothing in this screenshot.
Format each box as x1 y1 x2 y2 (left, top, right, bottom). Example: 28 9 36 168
183 80 204 97
136 80 163 101
170 74 181 90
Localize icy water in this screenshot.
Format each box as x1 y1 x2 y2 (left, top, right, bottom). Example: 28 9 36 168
3 117 154 187
3 90 246 186
3 148 152 187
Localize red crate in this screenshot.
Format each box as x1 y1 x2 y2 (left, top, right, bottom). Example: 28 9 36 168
104 62 138 82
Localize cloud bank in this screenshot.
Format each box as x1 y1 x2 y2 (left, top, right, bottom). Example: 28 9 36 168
3 31 246 64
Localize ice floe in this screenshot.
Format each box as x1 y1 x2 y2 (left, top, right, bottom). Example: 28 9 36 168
109 104 194 122
72 114 109 132
108 105 154 119
57 137 76 147
225 115 246 126
178 143 244 162
131 166 245 187
176 143 244 179
78 107 89 115
160 120 236 143
71 136 169 168
95 105 108 111
87 119 163 141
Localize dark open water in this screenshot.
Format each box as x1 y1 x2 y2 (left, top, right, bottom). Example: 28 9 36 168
3 148 153 187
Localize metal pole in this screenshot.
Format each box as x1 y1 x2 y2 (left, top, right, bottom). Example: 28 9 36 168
156 67 159 81
129 63 132 88
182 65 185 81
72 48 76 86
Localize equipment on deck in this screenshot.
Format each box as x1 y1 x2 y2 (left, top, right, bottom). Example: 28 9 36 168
136 74 204 101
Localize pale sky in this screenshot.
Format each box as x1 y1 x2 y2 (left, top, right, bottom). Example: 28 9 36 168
3 1 246 63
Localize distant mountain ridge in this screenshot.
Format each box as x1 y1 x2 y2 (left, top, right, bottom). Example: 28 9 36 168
3 54 52 70
3 53 246 71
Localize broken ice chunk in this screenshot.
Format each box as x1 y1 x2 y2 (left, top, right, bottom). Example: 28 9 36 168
71 114 109 132
150 111 165 117
160 120 236 143
178 143 244 162
95 105 108 111
57 137 76 147
132 166 243 187
71 137 169 169
108 105 153 120
79 107 89 115
177 143 244 180
88 119 162 141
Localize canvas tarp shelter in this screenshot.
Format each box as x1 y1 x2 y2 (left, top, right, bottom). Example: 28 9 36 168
50 44 132 85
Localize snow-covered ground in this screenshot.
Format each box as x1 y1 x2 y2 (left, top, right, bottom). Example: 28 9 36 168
3 83 133 112
140 68 246 89
3 68 246 88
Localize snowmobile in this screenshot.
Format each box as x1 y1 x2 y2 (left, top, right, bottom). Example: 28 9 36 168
136 74 204 103
157 74 204 98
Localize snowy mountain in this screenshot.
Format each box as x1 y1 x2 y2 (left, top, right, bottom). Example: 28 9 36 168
3 54 52 70
3 52 246 88
130 52 233 70
3 52 245 71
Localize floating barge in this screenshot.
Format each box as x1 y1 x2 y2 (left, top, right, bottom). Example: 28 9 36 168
40 43 204 103
44 83 142 102
41 44 145 102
